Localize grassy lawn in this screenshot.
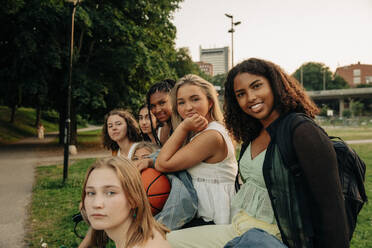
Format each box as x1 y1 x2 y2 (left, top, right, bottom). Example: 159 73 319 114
324 127 372 141
349 143 372 248
26 159 94 248
26 143 372 247
77 129 102 144
0 106 59 144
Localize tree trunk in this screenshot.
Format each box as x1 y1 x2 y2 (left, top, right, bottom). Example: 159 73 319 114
10 105 17 123
34 103 41 127
59 106 66 145
70 103 77 146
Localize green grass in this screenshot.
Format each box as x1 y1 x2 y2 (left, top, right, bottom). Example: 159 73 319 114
0 106 58 144
349 143 372 248
26 159 94 248
77 129 102 144
324 127 372 141
26 144 372 247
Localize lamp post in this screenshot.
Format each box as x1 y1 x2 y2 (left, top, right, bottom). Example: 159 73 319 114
322 67 326 90
63 0 79 183
225 14 241 68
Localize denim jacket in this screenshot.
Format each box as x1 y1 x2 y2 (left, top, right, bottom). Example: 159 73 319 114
148 151 198 230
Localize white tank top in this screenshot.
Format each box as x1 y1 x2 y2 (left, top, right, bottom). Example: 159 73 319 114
187 121 238 224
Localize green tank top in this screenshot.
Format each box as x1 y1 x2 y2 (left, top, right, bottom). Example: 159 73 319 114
231 143 276 224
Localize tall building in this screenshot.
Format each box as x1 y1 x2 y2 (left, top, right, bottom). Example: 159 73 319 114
199 46 230 76
335 62 372 87
196 61 213 76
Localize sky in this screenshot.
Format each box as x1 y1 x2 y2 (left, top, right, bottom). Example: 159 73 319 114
172 0 372 74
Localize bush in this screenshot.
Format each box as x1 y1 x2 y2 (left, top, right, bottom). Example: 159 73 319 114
342 109 351 118
76 114 88 128
319 105 328 117
351 101 364 117
41 110 59 123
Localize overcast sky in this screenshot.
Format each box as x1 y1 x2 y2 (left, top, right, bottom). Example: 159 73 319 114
172 0 372 74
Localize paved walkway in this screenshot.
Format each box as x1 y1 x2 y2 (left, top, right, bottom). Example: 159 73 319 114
0 127 109 248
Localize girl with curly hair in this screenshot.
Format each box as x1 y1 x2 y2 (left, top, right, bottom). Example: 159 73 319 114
102 109 142 158
167 58 348 248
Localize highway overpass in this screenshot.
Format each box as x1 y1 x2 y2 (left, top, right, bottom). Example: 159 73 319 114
307 88 372 117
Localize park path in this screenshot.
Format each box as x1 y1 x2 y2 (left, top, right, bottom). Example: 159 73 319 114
0 126 110 248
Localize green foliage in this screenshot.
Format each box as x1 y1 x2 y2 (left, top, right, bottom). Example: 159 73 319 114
293 62 349 90
171 47 201 78
343 109 352 118
351 101 364 117
0 106 58 144
0 0 184 142
356 84 372 88
319 104 329 117
41 110 59 123
211 73 227 88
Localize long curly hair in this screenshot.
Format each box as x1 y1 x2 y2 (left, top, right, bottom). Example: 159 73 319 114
224 58 319 143
80 157 169 248
102 109 142 151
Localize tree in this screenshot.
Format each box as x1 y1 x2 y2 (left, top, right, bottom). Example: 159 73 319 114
293 62 349 91
1 0 183 144
170 47 211 80
210 73 227 88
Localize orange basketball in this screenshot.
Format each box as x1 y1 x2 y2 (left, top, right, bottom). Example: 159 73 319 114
141 168 171 215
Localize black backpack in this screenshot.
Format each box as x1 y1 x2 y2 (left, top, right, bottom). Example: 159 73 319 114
278 113 368 241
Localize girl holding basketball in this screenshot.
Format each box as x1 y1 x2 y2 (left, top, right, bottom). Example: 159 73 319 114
102 109 142 158
80 157 171 248
146 79 175 146
155 74 238 226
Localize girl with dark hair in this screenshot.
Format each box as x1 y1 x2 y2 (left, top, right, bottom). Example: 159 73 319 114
167 58 349 248
102 109 142 158
146 79 175 146
138 104 158 144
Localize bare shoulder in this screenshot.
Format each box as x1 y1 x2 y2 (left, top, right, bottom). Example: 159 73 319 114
192 129 225 146
142 229 171 248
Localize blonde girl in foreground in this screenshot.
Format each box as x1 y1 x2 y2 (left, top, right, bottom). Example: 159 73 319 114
80 157 170 248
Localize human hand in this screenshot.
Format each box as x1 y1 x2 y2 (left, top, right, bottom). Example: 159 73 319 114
181 114 208 132
133 158 154 172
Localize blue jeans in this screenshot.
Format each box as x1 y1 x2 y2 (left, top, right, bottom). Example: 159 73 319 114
224 228 287 248
155 170 198 230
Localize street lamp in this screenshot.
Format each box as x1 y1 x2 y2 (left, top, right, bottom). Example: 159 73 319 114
63 0 80 183
322 66 326 90
225 14 241 68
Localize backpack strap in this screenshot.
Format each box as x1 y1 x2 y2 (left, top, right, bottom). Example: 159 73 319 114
275 112 316 242
235 142 249 192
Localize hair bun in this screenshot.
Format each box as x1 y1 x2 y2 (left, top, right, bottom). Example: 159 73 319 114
163 79 176 88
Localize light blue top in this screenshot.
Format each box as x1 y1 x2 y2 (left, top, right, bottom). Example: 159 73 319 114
231 143 276 224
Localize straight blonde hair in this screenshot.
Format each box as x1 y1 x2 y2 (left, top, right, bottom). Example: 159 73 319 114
171 74 224 134
80 157 169 247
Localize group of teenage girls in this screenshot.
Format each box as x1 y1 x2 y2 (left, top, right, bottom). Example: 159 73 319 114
79 58 349 248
